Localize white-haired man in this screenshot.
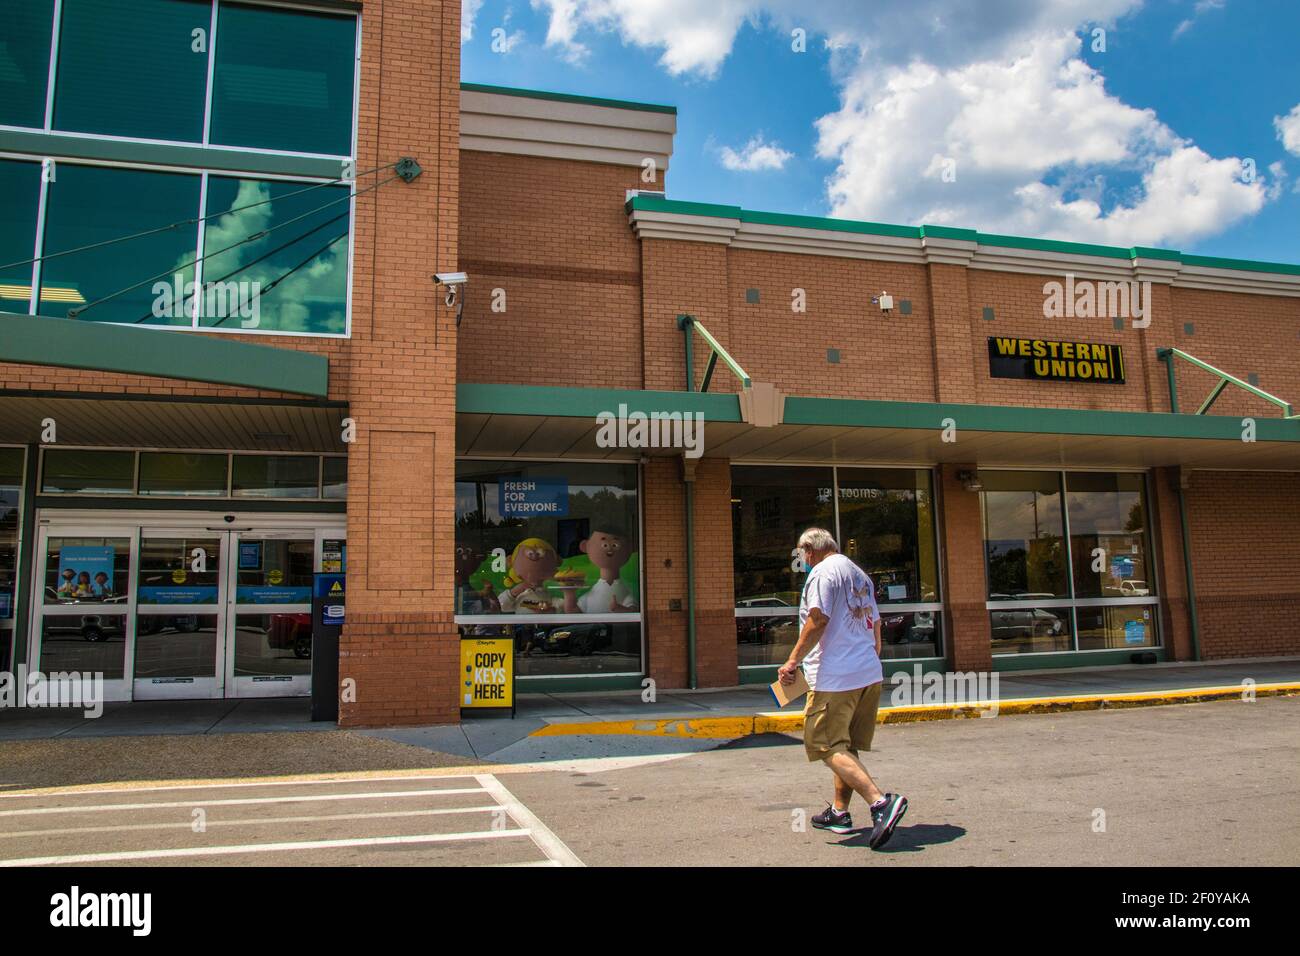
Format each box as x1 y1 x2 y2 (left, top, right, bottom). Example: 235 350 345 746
778 527 908 849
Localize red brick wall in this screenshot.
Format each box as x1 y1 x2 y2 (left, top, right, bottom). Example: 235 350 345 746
455 151 657 389
1185 470 1300 660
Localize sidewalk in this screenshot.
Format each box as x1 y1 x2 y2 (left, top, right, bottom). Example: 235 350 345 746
375 656 1300 763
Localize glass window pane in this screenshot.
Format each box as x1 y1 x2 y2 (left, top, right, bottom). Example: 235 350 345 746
0 159 42 313
731 466 834 610
454 461 641 623
43 536 131 605
736 615 799 668
41 449 134 495
234 538 313 603
1076 605 1158 651
53 0 210 141
322 456 347 499
231 456 318 498
0 447 25 485
0 0 54 128
458 622 643 678
135 613 219 679
137 535 222 604
210 3 357 155
1066 472 1153 598
234 612 311 677
990 606 1072 654
40 613 127 678
0 487 21 635
981 471 1068 599
138 453 228 496
879 610 942 661
38 165 200 326
837 467 939 604
200 176 350 334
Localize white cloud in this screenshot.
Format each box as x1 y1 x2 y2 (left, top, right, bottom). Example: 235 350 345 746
531 0 1274 247
1276 103 1300 157
718 135 793 171
462 0 485 42
1173 0 1225 40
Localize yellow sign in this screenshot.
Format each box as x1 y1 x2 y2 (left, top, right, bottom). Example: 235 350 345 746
268 569 283 584
171 569 187 584
461 637 513 709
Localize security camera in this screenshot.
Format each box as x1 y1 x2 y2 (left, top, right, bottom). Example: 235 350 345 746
433 272 468 286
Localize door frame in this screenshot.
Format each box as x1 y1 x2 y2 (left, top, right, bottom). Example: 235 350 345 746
28 509 345 702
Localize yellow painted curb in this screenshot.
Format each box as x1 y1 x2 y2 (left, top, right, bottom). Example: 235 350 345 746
529 682 1300 739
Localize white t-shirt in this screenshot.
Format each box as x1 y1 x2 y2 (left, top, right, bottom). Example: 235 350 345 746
578 578 636 613
799 553 882 692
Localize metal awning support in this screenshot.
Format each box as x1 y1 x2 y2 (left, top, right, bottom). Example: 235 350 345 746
1157 347 1297 418
676 314 751 392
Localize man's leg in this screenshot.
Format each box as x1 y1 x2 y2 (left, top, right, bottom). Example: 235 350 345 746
824 750 885 807
832 750 857 811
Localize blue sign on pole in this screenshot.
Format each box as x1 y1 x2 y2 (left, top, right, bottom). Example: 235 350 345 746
499 478 569 517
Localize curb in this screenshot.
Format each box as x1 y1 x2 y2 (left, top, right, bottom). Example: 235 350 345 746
526 682 1300 739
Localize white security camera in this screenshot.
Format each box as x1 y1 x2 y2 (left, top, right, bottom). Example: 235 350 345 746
433 272 468 286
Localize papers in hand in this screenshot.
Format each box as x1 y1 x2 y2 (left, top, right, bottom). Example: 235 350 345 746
769 668 809 708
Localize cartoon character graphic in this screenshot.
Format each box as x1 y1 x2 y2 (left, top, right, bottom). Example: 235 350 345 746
454 545 498 615
498 538 561 613
564 526 638 614
93 571 113 599
57 568 77 597
74 571 94 598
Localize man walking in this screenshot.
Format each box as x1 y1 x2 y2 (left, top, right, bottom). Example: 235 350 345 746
778 527 908 849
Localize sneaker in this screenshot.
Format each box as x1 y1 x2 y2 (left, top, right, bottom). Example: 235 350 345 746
868 793 908 849
810 804 853 835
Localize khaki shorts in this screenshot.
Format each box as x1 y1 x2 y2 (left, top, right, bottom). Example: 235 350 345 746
803 682 883 762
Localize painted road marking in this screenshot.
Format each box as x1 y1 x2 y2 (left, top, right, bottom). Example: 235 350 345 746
0 829 533 867
0 788 486 818
0 806 502 840
476 773 584 867
0 773 485 799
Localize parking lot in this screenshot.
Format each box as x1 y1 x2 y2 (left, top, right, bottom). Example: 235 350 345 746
0 773 582 867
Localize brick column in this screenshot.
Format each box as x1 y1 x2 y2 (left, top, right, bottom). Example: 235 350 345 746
1147 466 1195 661
924 261 979 403
338 0 461 727
692 458 737 687
643 458 688 687
938 463 993 672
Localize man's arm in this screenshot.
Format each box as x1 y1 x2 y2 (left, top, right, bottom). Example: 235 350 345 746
778 607 828 684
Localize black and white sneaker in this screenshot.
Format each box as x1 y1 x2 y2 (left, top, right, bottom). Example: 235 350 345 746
868 793 908 849
810 804 853 834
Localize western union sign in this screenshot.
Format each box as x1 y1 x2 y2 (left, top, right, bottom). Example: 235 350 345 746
988 337 1125 384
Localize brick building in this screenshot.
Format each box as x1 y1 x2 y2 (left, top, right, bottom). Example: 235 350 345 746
1 1 1297 727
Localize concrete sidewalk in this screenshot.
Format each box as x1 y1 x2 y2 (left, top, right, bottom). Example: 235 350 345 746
372 656 1300 763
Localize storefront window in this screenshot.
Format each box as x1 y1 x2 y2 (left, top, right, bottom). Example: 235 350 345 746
201 177 352 335
732 465 943 667
454 460 642 678
0 160 42 313
0 0 54 129
41 449 135 495
0 449 24 672
321 457 348 499
982 470 1067 599
37 164 201 325
53 0 210 142
981 470 1158 655
1065 472 1151 599
209 2 358 156
231 455 319 498
138 453 228 496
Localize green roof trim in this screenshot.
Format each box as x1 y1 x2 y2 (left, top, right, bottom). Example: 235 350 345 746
458 383 742 422
624 196 1300 278
457 382 1300 444
0 311 329 398
461 82 677 115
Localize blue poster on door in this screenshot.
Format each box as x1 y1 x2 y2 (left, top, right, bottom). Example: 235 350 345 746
1124 619 1146 644
239 542 263 570
57 546 116 599
499 478 568 517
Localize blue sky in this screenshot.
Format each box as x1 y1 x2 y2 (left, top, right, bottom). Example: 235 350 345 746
461 0 1300 264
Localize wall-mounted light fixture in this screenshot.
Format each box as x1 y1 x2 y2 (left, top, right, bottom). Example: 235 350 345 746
957 469 984 492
